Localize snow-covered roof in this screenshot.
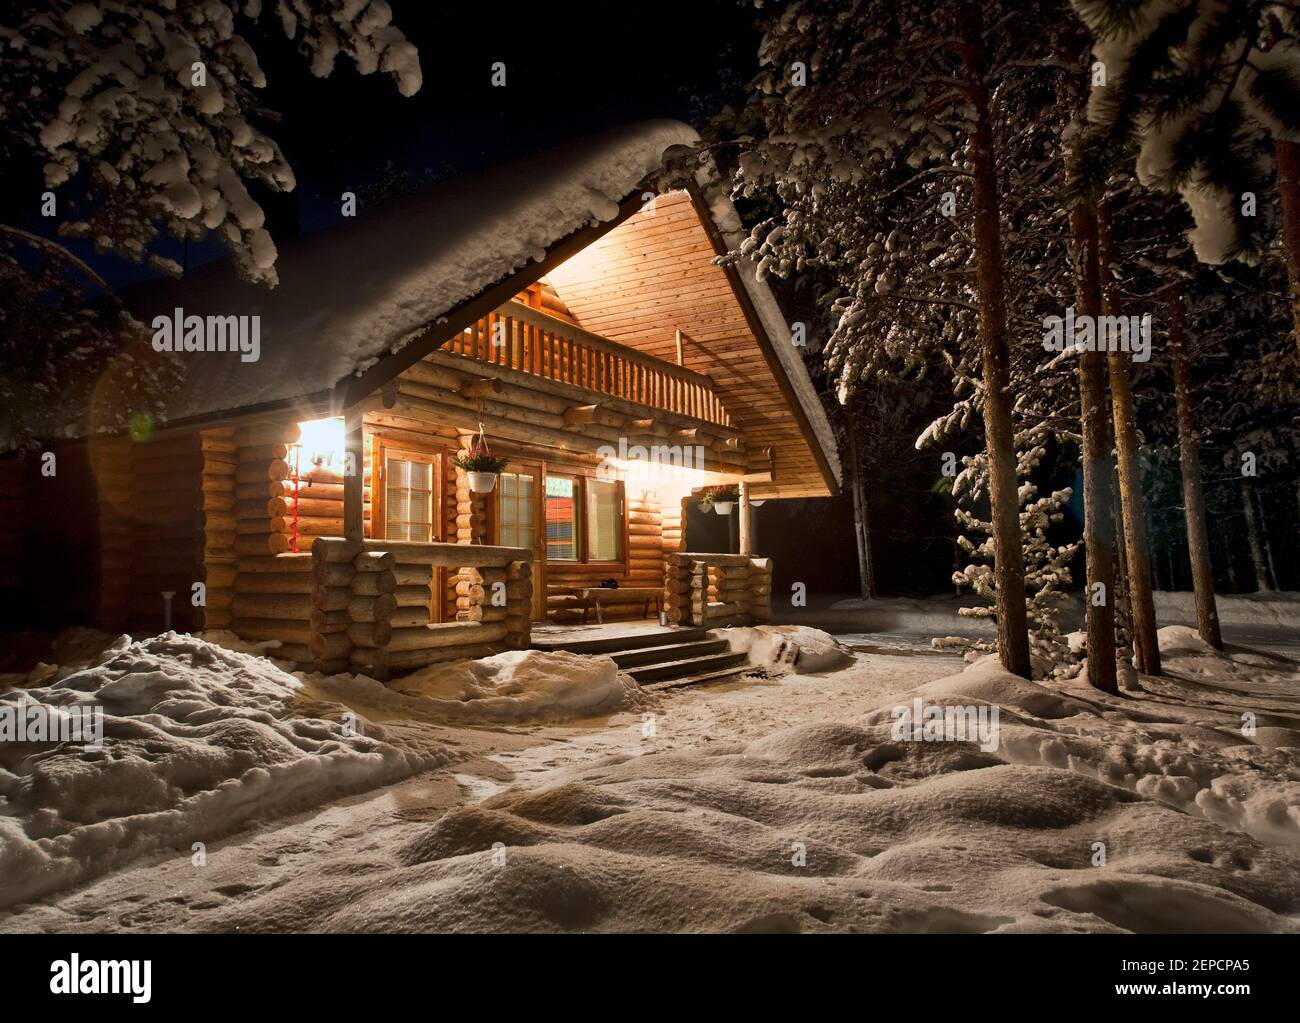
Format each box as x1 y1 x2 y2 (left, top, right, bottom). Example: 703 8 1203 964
132 120 699 422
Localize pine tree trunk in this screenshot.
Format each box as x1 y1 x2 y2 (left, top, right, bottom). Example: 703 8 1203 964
959 0 1030 679
1169 291 1223 649
1098 203 1161 675
847 417 875 599
1070 194 1118 694
1275 140 1300 360
1239 477 1274 592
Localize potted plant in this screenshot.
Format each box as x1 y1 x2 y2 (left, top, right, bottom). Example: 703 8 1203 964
454 435 509 494
700 484 739 515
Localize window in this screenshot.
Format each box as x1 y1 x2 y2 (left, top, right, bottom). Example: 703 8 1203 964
542 474 623 563
385 457 433 541
586 478 621 562
544 475 579 561
498 472 537 551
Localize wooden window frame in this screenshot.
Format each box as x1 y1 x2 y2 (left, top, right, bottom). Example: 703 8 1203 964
542 470 625 568
373 442 441 543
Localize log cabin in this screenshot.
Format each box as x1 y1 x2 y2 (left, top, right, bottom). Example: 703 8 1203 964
0 121 840 678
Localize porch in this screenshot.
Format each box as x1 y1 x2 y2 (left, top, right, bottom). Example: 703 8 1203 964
530 620 758 690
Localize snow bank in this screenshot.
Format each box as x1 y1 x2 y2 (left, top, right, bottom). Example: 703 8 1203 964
886 651 1300 849
372 649 643 722
827 595 1001 637
721 625 853 674
210 711 1299 933
1155 591 1300 630
0 633 448 908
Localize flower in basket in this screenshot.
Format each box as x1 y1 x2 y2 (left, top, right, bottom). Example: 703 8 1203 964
698 483 739 507
453 435 510 474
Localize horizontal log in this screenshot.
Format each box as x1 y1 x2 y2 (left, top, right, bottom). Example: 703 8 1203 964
352 571 396 595
391 606 435 629
235 572 313 595
232 593 311 620
394 563 433 585
348 593 396 623
234 532 290 556
395 585 433 606
235 422 300 447
237 553 313 573
356 539 530 568
311 632 353 660
347 621 393 648
233 618 311 644
386 621 507 652
267 496 342 518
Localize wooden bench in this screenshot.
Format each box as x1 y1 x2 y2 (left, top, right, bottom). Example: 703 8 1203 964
578 586 662 624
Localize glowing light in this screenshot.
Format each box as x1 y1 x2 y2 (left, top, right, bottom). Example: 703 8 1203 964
297 417 345 469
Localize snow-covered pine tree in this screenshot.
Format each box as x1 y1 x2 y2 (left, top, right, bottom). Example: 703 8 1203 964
0 1 422 447
1070 0 1300 354
712 0 1047 677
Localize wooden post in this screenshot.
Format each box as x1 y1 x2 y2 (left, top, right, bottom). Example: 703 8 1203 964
738 482 752 555
675 328 684 366
344 408 364 542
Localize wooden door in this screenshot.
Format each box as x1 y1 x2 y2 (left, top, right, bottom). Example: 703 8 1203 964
374 440 441 621
495 463 545 619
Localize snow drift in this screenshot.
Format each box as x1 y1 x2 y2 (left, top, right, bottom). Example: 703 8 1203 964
307 649 644 723
0 633 448 909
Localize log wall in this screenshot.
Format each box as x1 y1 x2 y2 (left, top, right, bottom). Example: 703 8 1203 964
663 553 772 628
196 427 237 630
127 431 203 633
94 437 131 631
312 538 532 680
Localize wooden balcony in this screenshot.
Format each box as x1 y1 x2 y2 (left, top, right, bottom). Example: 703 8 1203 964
441 300 731 427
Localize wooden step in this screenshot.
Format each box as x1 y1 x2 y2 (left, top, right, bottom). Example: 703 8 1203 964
626 651 749 684
531 627 708 656
640 664 761 692
611 638 729 668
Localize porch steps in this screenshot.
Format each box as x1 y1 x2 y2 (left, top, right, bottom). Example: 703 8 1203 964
531 626 709 656
624 650 749 684
610 638 730 668
640 664 763 693
530 625 757 689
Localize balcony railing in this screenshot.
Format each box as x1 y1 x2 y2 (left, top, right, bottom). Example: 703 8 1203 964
442 300 731 427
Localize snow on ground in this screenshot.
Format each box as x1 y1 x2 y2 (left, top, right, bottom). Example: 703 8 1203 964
4 608 1298 933
724 624 855 673
317 649 645 724
0 633 449 909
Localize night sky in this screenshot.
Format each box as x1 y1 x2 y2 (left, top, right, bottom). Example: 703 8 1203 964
8 0 756 288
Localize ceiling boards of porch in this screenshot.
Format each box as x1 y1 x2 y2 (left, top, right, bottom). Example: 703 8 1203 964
545 191 831 499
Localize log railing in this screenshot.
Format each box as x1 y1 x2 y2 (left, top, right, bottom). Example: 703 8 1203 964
443 300 732 428
311 538 533 680
663 553 772 627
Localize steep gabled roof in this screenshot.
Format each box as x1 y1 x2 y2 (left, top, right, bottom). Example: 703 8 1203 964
135 120 698 422
129 120 841 495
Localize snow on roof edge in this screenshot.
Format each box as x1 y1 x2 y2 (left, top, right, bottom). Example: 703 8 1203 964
692 164 844 492
129 120 702 426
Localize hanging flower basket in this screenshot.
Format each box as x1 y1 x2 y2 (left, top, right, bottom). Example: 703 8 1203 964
454 431 509 494
698 484 739 515
466 471 498 494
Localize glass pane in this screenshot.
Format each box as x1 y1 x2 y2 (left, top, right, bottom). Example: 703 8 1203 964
544 476 578 561
586 479 620 561
385 456 433 543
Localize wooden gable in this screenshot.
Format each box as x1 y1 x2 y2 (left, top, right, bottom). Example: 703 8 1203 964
546 191 835 499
